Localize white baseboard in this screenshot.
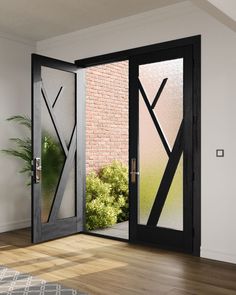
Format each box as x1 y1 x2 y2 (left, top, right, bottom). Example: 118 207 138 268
201 247 236 264
0 219 31 233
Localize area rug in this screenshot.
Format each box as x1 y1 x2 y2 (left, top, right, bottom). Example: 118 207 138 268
0 266 87 294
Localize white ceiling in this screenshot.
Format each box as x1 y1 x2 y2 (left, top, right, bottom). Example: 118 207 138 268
192 0 236 32
0 0 235 42
0 0 183 41
207 0 236 21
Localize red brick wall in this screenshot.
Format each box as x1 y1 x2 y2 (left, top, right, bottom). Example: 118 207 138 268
86 61 128 173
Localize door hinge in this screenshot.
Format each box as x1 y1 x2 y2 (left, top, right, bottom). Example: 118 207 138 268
192 172 195 182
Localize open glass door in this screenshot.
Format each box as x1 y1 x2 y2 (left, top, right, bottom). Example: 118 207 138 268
31 54 85 243
129 46 194 252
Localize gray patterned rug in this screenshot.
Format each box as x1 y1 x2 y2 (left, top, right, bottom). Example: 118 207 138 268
0 266 87 295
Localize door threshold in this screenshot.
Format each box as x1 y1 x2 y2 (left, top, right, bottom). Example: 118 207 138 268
82 231 129 243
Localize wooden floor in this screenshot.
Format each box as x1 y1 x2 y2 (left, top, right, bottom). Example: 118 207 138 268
0 229 236 295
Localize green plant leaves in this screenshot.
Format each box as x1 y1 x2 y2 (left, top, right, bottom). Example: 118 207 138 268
41 132 65 194
86 161 129 230
1 116 32 186
99 161 129 222
1 115 65 191
6 115 31 129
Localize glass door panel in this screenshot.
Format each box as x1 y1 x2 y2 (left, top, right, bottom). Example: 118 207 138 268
138 58 183 231
41 67 76 222
32 54 84 243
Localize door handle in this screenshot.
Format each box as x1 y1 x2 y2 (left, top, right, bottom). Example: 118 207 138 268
34 158 42 183
130 158 139 183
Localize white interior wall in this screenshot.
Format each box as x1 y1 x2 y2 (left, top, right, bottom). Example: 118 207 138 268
37 1 236 264
0 35 35 232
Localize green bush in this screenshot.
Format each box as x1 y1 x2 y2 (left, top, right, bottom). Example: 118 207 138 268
99 161 129 222
86 172 124 230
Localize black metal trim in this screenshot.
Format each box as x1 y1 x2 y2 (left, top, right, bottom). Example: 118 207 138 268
192 37 201 256
138 79 171 157
33 53 78 72
136 225 187 252
75 36 201 68
151 78 168 109
183 45 194 253
52 86 64 108
129 60 139 241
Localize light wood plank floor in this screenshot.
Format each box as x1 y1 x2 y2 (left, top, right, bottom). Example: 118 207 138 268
0 229 236 295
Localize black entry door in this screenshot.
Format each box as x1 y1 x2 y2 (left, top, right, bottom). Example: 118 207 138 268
31 54 85 243
129 45 194 252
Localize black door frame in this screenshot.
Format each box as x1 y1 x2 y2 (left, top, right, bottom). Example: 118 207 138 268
76 35 201 255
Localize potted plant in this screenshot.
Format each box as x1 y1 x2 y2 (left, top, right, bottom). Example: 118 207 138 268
2 115 64 221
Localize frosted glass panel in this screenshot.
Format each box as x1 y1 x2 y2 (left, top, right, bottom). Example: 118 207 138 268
158 155 183 230
41 67 75 145
138 58 183 230
41 66 76 222
41 99 65 223
58 168 76 219
138 96 168 225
